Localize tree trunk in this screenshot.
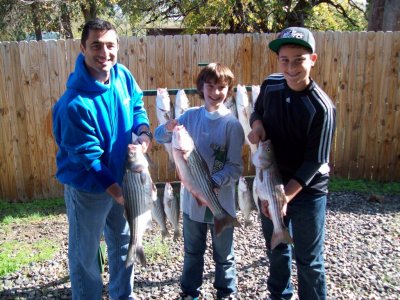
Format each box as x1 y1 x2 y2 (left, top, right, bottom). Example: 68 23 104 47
61 1 74 39
382 0 400 30
31 2 42 41
368 0 400 31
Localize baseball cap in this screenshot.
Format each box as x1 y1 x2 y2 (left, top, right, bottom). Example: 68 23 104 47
269 27 315 54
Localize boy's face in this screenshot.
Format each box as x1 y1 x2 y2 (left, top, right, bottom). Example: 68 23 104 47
80 29 119 82
277 44 317 91
202 81 229 111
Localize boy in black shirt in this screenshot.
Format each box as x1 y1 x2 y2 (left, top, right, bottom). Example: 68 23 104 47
249 27 336 300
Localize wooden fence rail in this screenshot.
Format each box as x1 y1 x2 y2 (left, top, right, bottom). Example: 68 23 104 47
0 31 399 202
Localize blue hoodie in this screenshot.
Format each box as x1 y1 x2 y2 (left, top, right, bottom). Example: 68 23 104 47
52 53 150 193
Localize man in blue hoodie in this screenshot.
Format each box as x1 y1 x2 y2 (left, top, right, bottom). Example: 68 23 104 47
52 19 152 300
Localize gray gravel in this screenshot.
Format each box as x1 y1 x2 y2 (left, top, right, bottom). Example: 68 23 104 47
0 192 399 300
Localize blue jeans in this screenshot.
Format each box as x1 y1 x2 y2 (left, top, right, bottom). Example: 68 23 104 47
181 213 237 299
260 193 327 300
64 185 135 300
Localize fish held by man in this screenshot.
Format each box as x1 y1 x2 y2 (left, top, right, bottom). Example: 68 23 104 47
252 140 293 250
171 125 240 236
122 143 153 267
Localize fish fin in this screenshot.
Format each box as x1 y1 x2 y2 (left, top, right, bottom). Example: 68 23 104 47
136 245 147 267
214 215 241 237
271 228 293 250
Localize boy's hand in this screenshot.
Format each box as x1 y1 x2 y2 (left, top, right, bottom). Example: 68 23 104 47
165 119 179 131
248 120 266 144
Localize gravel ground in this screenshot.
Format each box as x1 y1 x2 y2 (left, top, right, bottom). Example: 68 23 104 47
0 191 399 300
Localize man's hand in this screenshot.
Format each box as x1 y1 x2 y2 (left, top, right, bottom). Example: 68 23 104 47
106 182 125 206
137 134 152 153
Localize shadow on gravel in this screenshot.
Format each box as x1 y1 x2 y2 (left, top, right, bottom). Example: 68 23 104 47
0 198 66 223
0 276 71 299
135 257 267 288
327 192 400 215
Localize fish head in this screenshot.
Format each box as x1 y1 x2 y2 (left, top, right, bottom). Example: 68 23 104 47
252 140 275 169
126 144 149 172
171 125 194 153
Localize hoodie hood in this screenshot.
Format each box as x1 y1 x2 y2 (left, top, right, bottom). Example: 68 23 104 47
66 53 116 93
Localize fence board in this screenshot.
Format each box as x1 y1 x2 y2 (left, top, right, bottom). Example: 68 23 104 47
0 42 17 200
1 32 400 201
391 32 400 179
346 32 360 179
377 32 394 181
9 42 29 200
352 32 368 179
20 42 44 199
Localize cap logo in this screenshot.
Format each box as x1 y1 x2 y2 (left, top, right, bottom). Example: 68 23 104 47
280 29 304 40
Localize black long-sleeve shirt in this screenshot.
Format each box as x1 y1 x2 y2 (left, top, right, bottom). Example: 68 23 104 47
250 73 336 195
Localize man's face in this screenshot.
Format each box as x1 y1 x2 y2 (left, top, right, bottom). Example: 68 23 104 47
278 44 317 91
80 29 119 82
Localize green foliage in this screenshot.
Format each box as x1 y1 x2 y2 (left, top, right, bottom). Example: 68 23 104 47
0 0 370 41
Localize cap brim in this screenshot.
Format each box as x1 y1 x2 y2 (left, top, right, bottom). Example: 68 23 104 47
269 38 313 53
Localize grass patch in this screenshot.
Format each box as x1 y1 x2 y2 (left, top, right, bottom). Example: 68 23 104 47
329 178 400 195
143 235 171 264
0 238 59 277
0 198 65 277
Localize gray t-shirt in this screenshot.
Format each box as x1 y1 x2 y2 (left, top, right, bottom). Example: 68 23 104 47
155 104 245 223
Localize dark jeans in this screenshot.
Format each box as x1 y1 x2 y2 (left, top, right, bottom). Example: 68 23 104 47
260 193 327 300
180 213 237 299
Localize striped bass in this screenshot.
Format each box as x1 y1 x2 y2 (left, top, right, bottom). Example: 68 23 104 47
156 87 175 168
163 182 181 240
171 125 240 236
237 176 254 227
236 84 257 154
150 183 169 239
252 140 293 250
174 89 190 118
122 144 153 267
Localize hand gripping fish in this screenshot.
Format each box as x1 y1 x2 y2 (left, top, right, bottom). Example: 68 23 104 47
171 125 240 236
252 140 293 250
122 144 153 267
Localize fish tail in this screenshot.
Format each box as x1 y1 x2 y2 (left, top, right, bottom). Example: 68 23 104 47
173 229 180 241
244 218 253 228
161 229 169 240
136 245 147 267
271 228 293 250
125 243 135 268
214 215 241 237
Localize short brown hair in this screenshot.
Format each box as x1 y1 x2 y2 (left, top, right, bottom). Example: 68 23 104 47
196 63 235 99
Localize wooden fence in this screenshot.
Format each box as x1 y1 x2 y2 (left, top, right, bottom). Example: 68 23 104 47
0 31 399 202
